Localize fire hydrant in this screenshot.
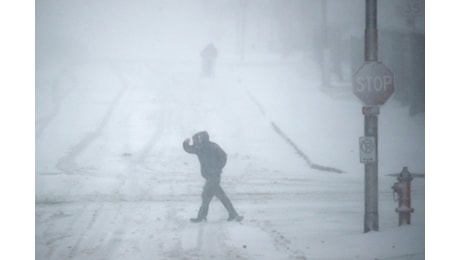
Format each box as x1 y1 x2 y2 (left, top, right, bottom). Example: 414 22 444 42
392 166 415 226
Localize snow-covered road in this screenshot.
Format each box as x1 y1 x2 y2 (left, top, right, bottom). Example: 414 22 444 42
36 60 424 259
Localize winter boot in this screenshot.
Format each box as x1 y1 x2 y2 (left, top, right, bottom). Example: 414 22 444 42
227 214 244 222
190 217 207 223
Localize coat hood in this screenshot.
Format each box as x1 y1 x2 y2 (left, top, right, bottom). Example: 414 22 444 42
192 131 209 145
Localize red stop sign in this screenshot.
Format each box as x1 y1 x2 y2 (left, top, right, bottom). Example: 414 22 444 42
353 62 395 106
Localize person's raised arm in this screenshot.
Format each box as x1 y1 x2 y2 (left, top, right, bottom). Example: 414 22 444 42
183 138 197 154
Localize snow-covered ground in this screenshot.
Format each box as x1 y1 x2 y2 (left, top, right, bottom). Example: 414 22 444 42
35 57 424 259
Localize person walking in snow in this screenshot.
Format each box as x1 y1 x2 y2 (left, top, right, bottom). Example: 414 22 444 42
200 43 218 77
183 131 242 222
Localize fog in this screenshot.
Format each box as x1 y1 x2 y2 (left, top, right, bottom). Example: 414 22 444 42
37 0 425 113
35 0 425 259
36 0 424 62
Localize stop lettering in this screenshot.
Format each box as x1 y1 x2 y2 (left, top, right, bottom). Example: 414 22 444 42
355 75 393 92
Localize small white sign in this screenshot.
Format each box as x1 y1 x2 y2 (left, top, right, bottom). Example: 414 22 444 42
360 136 376 163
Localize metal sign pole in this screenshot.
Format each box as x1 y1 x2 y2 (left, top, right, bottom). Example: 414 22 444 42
354 0 394 232
365 0 378 62
364 0 379 233
363 106 379 232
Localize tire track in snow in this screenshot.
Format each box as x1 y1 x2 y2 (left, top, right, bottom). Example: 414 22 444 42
36 69 77 138
67 203 105 259
36 203 90 259
55 70 127 175
122 62 184 175
94 62 173 202
128 105 167 174
95 62 199 202
113 63 185 203
255 220 307 259
157 203 190 259
51 64 129 207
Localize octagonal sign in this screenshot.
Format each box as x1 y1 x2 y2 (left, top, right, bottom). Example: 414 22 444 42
353 62 395 106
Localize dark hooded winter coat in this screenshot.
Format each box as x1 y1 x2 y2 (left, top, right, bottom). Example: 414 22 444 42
183 131 227 179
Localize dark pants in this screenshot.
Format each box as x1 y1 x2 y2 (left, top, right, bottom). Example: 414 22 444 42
201 59 215 77
197 176 237 219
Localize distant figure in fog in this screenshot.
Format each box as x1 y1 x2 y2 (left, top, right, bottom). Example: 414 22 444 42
183 131 243 222
201 43 218 77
